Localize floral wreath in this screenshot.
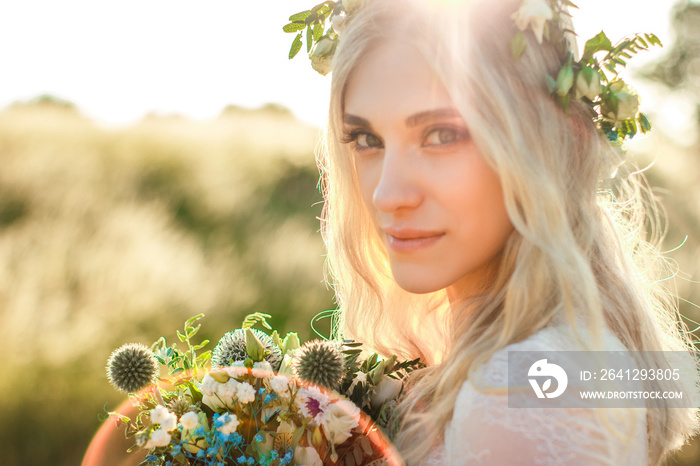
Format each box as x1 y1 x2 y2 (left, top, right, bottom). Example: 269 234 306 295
283 0 662 147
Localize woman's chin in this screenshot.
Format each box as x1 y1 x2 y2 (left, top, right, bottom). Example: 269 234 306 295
392 274 445 295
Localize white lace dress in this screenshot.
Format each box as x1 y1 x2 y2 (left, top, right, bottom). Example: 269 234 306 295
424 322 648 465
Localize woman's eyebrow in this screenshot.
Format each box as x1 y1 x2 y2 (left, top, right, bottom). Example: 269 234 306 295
343 114 371 127
343 107 461 128
405 108 462 127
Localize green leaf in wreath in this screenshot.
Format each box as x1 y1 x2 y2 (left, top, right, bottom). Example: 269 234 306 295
283 21 306 33
545 75 557 94
582 31 613 61
556 55 574 96
311 1 333 15
289 10 312 22
638 113 651 133
306 25 314 53
313 22 324 41
557 93 571 113
644 33 662 47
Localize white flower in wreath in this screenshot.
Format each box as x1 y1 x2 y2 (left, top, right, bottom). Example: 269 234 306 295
575 66 602 101
331 12 348 35
603 81 640 124
309 36 339 76
342 0 366 14
512 0 554 44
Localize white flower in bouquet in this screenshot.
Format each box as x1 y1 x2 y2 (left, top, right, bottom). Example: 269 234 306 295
219 378 240 401
181 412 210 454
325 399 360 445
273 419 296 453
217 413 240 435
511 0 553 44
144 429 171 449
348 370 367 392
179 411 199 431
296 386 331 425
150 405 177 432
371 376 403 409
277 419 296 435
253 360 273 372
294 445 323 466
271 374 291 396
236 381 256 404
201 373 233 410
278 353 296 375
201 373 220 396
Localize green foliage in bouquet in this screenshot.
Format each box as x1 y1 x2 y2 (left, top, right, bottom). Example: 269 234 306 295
151 314 212 377
104 313 422 465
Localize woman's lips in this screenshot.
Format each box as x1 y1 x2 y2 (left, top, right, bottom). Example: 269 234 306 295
383 228 445 253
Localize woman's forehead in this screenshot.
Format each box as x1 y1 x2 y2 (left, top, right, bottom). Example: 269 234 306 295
343 40 455 124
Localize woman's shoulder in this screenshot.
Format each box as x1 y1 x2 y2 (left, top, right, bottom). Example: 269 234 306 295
467 321 605 387
473 319 629 385
441 323 647 465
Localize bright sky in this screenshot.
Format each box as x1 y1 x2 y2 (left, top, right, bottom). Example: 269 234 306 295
0 0 680 129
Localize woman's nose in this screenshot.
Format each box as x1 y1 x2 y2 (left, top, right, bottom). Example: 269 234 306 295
372 147 422 214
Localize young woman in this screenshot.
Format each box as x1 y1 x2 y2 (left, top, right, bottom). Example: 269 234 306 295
313 0 700 463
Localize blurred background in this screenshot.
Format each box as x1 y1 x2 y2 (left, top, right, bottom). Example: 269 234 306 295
0 0 698 464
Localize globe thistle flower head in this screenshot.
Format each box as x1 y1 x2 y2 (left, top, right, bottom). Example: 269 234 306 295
294 340 346 390
106 343 159 394
168 395 196 419
211 328 283 371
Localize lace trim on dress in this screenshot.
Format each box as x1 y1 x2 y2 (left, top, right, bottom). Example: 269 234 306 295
424 324 648 465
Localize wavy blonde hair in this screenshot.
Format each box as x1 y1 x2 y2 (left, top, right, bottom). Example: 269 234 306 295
317 0 699 463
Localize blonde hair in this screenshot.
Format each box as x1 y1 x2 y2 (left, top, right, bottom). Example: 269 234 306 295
317 0 699 463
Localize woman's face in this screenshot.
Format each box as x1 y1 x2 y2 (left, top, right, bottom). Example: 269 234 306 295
342 39 514 301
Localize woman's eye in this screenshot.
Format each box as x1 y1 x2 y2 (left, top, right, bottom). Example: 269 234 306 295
356 132 383 148
423 127 466 146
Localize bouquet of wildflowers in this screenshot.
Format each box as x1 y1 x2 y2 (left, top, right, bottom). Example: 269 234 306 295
103 313 422 466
